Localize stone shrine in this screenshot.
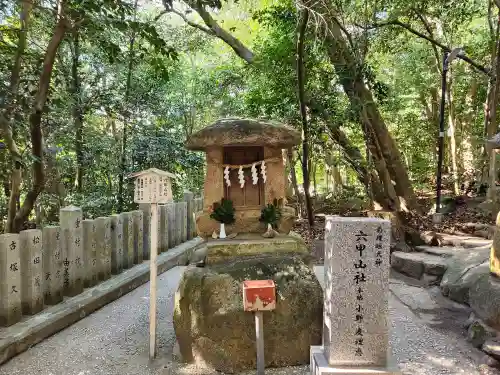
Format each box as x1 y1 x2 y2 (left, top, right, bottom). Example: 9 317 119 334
185 117 299 238
174 118 323 373
310 216 401 375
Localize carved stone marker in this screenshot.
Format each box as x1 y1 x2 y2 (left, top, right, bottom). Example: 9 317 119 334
139 204 151 260
20 229 44 315
120 212 134 269
110 214 123 274
166 203 175 249
96 217 111 281
310 216 400 375
61 206 84 297
180 201 188 243
0 233 22 326
42 226 63 305
159 204 168 253
184 191 194 241
83 220 98 287
132 210 144 264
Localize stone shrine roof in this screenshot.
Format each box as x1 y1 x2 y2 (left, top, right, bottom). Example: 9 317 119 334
185 117 301 151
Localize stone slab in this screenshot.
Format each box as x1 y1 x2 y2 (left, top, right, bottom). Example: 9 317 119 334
139 204 151 260
414 245 466 258
205 234 308 264
20 230 44 315
159 204 168 253
184 191 194 241
110 215 123 275
0 234 22 326
82 220 98 288
324 216 391 367
180 201 187 243
0 237 203 366
175 203 183 247
60 206 84 297
132 210 144 264
95 217 111 281
166 203 175 249
391 252 448 279
120 212 134 269
310 346 401 375
42 226 63 305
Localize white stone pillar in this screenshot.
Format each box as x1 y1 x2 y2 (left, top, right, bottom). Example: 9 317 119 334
310 216 400 375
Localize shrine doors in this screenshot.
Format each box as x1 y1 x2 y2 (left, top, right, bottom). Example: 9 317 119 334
223 146 265 208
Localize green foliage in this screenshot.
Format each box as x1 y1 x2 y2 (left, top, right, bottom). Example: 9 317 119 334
259 198 282 229
210 198 236 224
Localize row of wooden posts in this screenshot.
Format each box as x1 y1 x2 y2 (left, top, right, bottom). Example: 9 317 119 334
0 192 203 327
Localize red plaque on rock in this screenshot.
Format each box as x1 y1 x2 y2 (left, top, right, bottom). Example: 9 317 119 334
242 280 276 311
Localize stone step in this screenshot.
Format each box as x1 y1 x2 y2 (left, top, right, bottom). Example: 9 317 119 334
436 233 491 248
391 251 449 280
414 245 467 258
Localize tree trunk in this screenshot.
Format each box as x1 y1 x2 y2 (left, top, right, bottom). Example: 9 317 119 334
296 9 314 227
287 148 303 215
1 1 32 232
117 0 138 213
487 13 500 202
302 0 421 214
11 18 68 232
71 30 84 192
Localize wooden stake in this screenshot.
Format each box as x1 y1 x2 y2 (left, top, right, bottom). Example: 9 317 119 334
255 311 265 375
149 203 158 359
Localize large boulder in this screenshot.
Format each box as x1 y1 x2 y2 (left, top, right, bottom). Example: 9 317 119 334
173 255 323 373
469 273 500 330
440 246 490 304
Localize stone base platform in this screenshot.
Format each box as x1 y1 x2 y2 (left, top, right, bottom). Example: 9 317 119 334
310 347 401 375
174 256 323 373
195 205 296 238
205 232 308 264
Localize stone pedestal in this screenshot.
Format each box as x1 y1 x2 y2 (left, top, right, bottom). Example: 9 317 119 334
174 255 322 374
20 229 44 315
205 233 308 265
310 216 400 375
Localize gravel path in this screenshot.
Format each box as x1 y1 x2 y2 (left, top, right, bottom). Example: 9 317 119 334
0 266 498 375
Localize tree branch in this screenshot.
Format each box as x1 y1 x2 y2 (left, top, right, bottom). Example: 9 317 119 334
360 19 492 76
157 6 214 35
166 0 255 63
